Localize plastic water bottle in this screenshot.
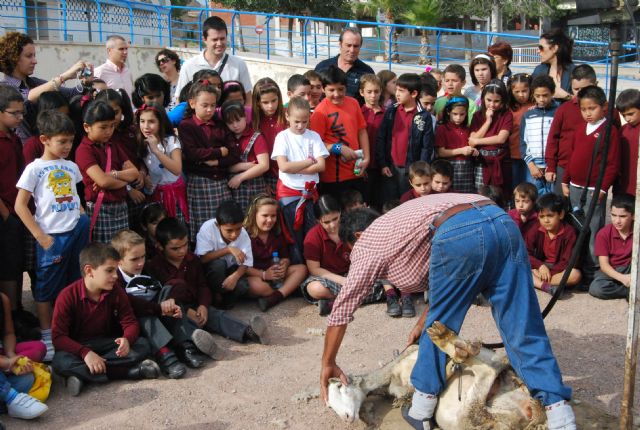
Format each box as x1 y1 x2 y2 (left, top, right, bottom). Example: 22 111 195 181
354 149 364 175
271 252 283 289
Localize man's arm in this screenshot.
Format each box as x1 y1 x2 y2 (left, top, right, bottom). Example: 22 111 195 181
320 325 349 403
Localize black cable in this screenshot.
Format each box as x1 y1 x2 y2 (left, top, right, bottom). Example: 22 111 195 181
483 24 622 350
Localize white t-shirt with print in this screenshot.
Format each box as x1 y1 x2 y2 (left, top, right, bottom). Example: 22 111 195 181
271 129 329 190
16 158 83 234
195 218 253 268
144 135 182 188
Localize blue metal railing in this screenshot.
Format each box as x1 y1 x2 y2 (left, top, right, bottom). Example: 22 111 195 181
1 0 637 88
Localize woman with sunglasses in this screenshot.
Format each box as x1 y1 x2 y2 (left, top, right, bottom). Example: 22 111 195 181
532 28 575 102
155 49 181 109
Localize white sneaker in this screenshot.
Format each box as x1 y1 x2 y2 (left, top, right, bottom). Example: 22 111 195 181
7 392 48 419
546 400 576 430
191 329 219 359
43 343 55 363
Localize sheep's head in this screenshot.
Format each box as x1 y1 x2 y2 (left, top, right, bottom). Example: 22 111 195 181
326 377 366 423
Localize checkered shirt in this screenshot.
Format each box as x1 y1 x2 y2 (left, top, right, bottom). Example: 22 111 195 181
327 193 487 326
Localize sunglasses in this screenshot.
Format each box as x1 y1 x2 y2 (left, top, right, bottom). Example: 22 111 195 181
157 57 170 65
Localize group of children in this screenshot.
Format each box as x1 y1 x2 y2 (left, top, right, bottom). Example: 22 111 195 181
0 45 638 419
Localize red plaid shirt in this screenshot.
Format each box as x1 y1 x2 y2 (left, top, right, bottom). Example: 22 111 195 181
327 193 487 326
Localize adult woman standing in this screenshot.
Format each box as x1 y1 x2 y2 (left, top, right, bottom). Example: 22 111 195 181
488 41 513 86
0 32 88 142
155 49 181 109
532 28 575 102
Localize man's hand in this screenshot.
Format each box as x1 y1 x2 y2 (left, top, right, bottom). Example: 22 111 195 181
381 167 393 177
407 324 424 347
160 299 182 318
320 364 349 405
115 337 130 357
545 171 556 183
227 246 246 264
84 351 107 374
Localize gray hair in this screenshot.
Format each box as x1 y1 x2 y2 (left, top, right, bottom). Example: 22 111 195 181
106 35 126 49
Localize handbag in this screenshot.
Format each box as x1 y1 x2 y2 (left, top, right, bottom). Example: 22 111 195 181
566 132 602 233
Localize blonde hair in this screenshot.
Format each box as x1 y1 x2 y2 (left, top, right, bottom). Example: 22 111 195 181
408 160 432 181
252 78 286 128
359 73 381 90
111 229 145 258
243 194 281 238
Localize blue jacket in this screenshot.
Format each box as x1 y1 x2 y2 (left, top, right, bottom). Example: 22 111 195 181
520 101 560 167
532 63 576 95
375 102 435 169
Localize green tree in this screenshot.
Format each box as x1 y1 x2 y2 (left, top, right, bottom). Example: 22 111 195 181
353 0 410 61
402 0 441 65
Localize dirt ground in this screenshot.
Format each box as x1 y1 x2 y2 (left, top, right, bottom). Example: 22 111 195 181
5 285 640 429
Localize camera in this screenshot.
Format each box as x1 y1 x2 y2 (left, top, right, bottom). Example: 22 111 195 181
81 67 92 78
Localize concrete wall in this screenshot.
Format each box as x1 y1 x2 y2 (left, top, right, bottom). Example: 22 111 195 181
1 42 634 100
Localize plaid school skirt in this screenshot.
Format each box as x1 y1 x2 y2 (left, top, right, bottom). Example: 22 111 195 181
187 175 231 244
86 201 129 244
300 275 385 305
23 229 36 272
230 176 267 215
449 159 476 193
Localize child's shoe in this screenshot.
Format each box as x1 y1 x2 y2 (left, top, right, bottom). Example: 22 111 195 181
191 329 219 359
66 375 83 396
401 296 416 318
318 299 333 316
156 350 186 379
386 296 401 318
244 316 268 344
7 392 48 419
176 342 207 368
258 290 284 312
127 359 161 379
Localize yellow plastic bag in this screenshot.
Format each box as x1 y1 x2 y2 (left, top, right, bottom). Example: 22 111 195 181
15 357 51 402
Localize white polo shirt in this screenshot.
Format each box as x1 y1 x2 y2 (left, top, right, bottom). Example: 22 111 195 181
195 218 254 268
174 50 252 102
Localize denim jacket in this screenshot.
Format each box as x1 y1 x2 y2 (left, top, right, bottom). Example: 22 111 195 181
375 102 435 169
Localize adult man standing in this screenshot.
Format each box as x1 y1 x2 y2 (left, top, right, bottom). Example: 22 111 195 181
320 196 576 430
94 35 133 96
174 16 252 104
315 28 374 102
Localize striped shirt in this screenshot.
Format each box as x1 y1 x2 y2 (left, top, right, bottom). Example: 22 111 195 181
327 193 487 326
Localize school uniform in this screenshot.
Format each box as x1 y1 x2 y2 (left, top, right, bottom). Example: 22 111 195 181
508 209 538 238
51 278 151 383
258 116 286 193
75 136 131 243
525 222 577 277
590 224 633 299
520 101 559 196
145 253 251 343
435 122 475 193
111 127 147 229
179 116 240 244
228 127 268 214
361 104 386 210
0 130 25 281
399 189 421 204
614 121 640 197
299 224 383 304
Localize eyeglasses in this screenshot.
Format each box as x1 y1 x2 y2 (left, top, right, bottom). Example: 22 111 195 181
2 110 25 118
157 57 170 65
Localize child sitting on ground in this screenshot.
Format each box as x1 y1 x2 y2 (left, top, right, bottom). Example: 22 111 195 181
508 182 539 238
400 161 432 204
242 195 307 311
429 159 453 193
525 193 582 295
0 291 48 419
589 195 634 300
112 230 219 375
146 218 267 344
195 200 252 308
51 243 160 397
300 195 385 316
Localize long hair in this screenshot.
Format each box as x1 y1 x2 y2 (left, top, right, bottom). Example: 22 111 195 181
243 194 281 238
251 77 286 128
134 102 174 159
479 79 508 116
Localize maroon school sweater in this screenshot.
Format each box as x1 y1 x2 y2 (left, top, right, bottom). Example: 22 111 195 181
615 122 640 197
525 221 577 276
145 252 212 308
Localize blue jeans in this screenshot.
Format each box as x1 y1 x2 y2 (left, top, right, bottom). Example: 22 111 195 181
524 167 553 196
0 371 35 402
410 202 572 406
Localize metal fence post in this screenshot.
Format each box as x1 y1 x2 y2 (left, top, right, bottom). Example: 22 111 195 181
167 8 173 47
266 15 272 60
21 0 28 34
128 3 134 44
198 10 205 50
303 18 309 64
95 0 103 42
60 0 68 41
155 7 162 46
387 24 393 70
435 31 441 69
231 11 237 55
314 20 318 59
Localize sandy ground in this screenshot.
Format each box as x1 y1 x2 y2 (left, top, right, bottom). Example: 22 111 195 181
5 285 640 429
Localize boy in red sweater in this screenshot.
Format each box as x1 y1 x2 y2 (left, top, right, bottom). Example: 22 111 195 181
562 85 620 280
508 182 539 238
544 65 597 194
400 161 432 204
51 243 160 397
613 89 640 198
525 194 582 295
